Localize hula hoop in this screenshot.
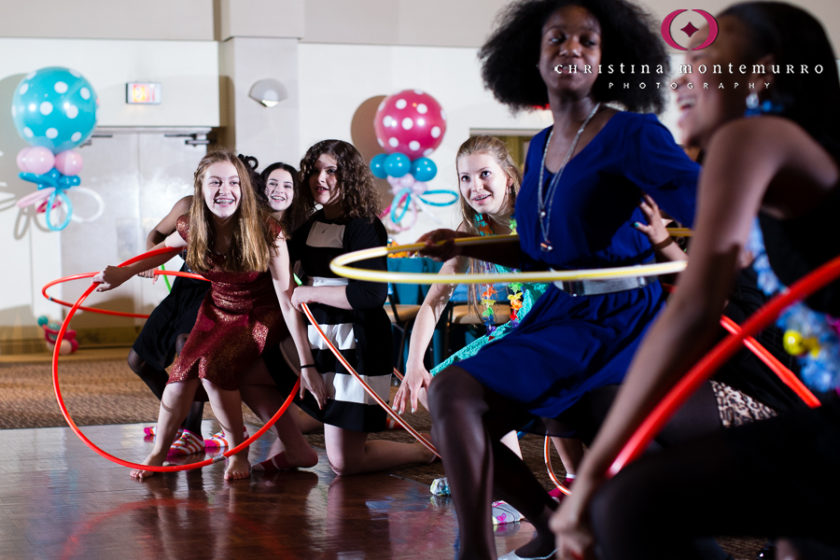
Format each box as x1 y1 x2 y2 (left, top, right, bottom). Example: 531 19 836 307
50 247 300 472
330 235 687 285
43 256 207 318
608 253 840 477
544 436 572 497
300 302 439 458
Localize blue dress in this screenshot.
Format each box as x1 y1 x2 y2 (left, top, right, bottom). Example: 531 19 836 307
456 112 700 418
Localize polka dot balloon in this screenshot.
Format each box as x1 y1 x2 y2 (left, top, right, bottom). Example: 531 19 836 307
373 89 446 160
11 66 98 154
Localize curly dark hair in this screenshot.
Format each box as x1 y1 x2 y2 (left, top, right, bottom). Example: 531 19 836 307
298 139 380 221
258 161 302 231
479 0 668 113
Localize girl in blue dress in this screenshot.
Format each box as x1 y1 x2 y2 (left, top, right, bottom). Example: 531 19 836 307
419 1 701 558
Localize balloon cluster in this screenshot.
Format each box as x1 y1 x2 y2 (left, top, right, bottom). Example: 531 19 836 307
12 67 98 231
369 89 456 231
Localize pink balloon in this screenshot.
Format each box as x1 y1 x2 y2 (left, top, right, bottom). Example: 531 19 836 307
18 146 55 175
55 150 84 176
16 147 33 172
374 89 447 159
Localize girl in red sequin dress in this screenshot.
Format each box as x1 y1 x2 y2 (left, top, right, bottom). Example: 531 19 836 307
96 150 326 480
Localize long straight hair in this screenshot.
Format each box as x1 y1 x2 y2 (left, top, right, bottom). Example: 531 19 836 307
454 136 523 310
186 150 274 273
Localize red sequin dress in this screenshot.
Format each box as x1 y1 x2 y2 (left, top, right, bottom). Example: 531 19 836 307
168 215 291 390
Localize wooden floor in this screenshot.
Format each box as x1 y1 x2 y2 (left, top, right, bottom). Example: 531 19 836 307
0 420 534 560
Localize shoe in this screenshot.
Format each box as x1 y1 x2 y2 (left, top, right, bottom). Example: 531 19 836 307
166 429 204 458
498 549 557 560
430 477 450 496
491 500 523 526
204 428 249 450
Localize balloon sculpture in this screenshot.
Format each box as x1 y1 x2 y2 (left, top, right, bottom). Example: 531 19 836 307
370 89 457 232
12 66 99 231
38 315 79 355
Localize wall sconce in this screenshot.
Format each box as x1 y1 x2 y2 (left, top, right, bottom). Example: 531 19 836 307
248 78 287 107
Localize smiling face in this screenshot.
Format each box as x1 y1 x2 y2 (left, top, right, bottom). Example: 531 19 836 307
308 153 341 212
201 161 241 219
674 16 755 149
457 152 513 218
264 168 294 213
538 5 602 99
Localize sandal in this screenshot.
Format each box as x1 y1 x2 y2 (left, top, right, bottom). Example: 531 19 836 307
204 427 249 450
166 429 204 458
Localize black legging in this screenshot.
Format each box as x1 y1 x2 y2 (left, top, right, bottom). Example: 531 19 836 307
589 396 840 560
428 368 723 560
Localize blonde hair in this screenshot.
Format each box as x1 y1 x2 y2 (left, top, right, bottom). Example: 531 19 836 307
454 136 522 309
186 150 274 273
456 135 522 236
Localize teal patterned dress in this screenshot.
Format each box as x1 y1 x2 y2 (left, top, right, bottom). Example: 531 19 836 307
431 223 548 374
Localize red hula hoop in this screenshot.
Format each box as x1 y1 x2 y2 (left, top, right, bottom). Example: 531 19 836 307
51 247 299 472
609 254 840 478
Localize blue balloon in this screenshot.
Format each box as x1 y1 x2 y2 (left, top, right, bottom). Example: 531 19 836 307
384 152 411 178
11 66 98 153
370 153 389 179
411 157 437 182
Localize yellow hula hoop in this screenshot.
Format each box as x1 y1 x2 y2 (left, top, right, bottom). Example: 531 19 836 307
330 234 687 285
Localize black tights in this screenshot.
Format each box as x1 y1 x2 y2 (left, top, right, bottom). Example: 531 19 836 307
428 369 723 560
127 334 203 436
429 367 558 559
590 398 840 560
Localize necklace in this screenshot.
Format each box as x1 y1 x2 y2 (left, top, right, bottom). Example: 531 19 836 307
474 213 523 335
537 102 601 252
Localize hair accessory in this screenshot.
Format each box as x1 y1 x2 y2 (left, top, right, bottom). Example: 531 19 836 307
537 102 601 252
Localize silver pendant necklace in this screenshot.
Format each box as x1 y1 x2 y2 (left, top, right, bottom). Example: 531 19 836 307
537 102 601 252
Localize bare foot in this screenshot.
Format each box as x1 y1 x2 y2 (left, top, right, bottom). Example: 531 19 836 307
224 454 251 480
130 451 167 480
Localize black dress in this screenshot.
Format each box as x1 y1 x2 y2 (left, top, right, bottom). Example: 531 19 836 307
288 211 393 432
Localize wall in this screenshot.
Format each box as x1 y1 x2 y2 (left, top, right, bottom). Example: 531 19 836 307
0 38 219 349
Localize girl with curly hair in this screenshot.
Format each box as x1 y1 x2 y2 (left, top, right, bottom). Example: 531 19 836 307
418 1 702 557
288 139 435 475
96 150 326 480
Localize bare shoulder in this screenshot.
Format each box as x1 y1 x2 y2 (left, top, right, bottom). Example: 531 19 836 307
708 117 837 179
173 195 193 213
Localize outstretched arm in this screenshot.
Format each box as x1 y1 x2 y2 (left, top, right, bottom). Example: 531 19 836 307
392 254 468 414
95 232 186 291
270 234 327 409
417 228 522 269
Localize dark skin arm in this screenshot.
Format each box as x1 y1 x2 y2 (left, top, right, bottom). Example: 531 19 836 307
416 228 523 269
